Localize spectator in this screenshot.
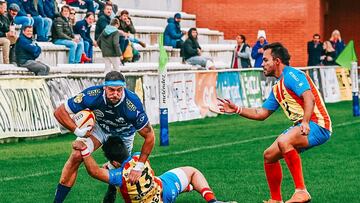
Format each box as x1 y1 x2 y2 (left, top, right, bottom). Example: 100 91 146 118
65 0 98 14
52 5 86 64
97 18 122 74
164 12 186 48
0 1 14 64
21 0 51 41
307 33 323 66
6 3 19 63
95 0 117 17
43 0 59 20
74 12 96 62
15 26 50 75
321 41 336 66
6 1 33 26
68 8 76 27
230 34 251 68
95 3 111 40
34 0 53 40
182 27 215 70
330 29 345 60
251 30 268 67
116 9 145 62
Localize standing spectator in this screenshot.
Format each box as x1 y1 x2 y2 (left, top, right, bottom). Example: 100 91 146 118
163 12 186 48
95 3 111 40
52 5 85 64
251 30 268 67
74 12 96 62
6 1 33 26
321 41 336 66
65 0 97 14
6 3 19 63
330 29 345 60
230 34 251 69
21 0 51 41
15 26 50 75
97 18 122 74
43 0 59 20
182 28 215 70
0 1 14 64
95 0 117 17
307 33 323 66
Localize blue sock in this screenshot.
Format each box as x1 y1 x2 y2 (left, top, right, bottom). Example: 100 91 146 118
54 183 71 203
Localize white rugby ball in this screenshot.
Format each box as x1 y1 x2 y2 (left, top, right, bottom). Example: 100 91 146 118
73 110 95 130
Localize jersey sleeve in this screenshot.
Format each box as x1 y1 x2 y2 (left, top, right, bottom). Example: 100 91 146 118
66 87 100 114
262 90 280 111
284 70 310 97
108 168 123 187
125 96 149 130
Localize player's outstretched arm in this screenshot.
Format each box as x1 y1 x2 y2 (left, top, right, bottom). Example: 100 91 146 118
73 140 110 184
217 98 273 120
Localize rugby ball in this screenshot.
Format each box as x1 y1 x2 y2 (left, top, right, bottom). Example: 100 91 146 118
73 110 95 130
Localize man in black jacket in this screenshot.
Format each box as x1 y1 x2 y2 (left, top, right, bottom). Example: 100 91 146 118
15 26 50 75
307 34 323 66
182 28 215 70
95 3 112 40
0 1 15 64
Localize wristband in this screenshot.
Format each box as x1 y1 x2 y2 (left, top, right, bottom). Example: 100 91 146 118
74 127 85 137
80 146 90 157
235 106 243 115
133 162 145 171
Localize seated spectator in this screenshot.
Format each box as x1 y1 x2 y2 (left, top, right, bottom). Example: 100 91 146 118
5 3 19 63
52 5 86 64
307 33 323 66
330 29 345 60
34 0 53 40
321 41 336 66
65 0 98 14
97 18 122 74
15 26 50 75
251 30 268 67
95 3 112 40
74 12 96 62
164 13 186 48
43 0 59 20
68 8 76 27
230 34 251 68
22 0 51 41
95 0 117 17
0 0 15 64
182 28 215 70
6 1 33 26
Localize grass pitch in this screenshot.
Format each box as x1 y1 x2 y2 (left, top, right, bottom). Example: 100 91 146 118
0 101 359 203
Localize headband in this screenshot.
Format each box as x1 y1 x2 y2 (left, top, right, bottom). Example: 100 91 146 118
103 80 126 87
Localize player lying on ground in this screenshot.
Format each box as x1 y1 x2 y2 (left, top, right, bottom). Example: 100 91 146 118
73 136 237 203
218 42 332 203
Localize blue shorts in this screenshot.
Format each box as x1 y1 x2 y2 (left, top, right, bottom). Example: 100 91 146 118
159 168 189 203
282 121 331 152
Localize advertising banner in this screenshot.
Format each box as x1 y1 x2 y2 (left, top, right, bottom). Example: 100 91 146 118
239 70 262 107
216 71 244 106
336 68 352 101
195 72 219 117
142 75 159 124
319 68 341 103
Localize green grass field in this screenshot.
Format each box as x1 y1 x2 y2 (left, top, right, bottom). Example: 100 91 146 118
0 101 359 203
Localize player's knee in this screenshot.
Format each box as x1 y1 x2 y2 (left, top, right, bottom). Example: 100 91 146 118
263 149 273 162
277 138 290 152
69 150 83 163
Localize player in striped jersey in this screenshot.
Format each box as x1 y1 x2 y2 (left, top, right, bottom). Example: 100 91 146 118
73 136 236 203
218 42 331 203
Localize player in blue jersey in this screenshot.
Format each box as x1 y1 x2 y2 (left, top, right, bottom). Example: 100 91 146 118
72 136 237 203
53 71 155 203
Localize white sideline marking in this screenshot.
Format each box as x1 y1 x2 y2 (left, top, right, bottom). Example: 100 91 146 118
1 119 358 182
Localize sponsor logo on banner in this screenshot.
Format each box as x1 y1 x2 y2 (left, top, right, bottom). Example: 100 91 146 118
216 72 244 106
0 79 60 139
142 75 159 124
239 70 262 107
336 68 352 100
319 68 341 103
195 72 219 117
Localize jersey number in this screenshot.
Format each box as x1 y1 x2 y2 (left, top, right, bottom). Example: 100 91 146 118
135 167 152 194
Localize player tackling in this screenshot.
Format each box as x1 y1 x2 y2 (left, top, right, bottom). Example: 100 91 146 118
218 42 332 203
53 71 155 203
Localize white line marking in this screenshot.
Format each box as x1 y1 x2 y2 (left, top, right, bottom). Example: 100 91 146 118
1 119 358 182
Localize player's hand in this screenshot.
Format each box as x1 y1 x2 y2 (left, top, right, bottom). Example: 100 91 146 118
129 169 142 185
74 126 92 137
72 140 86 150
217 98 237 114
300 122 310 136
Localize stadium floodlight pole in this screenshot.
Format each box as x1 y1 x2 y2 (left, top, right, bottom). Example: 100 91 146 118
158 34 169 146
351 61 360 116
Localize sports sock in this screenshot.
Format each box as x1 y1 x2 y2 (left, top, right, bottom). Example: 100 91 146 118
283 149 305 189
54 183 71 203
264 161 283 201
200 187 216 203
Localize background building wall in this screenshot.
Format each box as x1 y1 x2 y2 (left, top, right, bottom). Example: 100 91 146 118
182 0 350 67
